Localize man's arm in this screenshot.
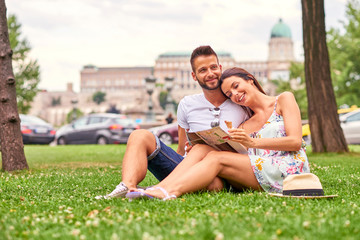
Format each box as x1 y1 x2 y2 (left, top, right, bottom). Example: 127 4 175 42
176 125 187 156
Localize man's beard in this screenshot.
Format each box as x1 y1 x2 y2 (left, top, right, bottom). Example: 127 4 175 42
197 77 221 90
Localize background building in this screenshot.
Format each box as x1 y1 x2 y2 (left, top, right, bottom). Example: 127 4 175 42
80 65 153 93
267 18 295 81
30 18 297 125
153 51 237 102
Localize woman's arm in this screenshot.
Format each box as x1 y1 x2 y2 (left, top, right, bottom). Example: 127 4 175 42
229 92 303 151
276 91 303 150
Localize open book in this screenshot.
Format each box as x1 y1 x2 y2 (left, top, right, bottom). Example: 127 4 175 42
186 126 248 154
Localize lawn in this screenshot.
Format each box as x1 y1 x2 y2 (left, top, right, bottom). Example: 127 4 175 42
1 144 359 240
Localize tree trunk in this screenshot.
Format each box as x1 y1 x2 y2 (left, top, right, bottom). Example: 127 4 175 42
301 0 348 152
0 0 28 171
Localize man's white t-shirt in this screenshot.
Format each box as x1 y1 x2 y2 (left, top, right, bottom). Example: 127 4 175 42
177 93 249 133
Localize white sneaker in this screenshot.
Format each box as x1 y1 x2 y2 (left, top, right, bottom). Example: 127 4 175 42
95 182 128 199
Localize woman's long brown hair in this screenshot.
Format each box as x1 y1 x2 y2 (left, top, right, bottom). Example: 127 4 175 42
219 67 266 118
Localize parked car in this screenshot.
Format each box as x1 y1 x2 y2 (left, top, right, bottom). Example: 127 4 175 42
302 109 360 145
20 114 56 144
338 105 358 117
302 123 311 145
302 106 360 145
340 109 360 144
148 122 179 145
55 113 139 145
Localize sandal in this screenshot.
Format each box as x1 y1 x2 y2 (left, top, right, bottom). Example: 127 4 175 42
125 187 176 201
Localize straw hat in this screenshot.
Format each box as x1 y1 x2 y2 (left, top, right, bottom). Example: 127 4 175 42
269 173 338 199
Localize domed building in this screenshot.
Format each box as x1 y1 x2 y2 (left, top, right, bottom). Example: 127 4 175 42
235 18 296 95
30 18 298 125
153 19 296 98
270 18 292 38
267 18 295 80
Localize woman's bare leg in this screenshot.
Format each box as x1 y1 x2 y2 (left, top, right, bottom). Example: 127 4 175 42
145 151 261 198
123 135 223 192
156 144 216 187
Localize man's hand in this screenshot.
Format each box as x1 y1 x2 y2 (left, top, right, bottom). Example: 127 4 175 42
185 141 193 154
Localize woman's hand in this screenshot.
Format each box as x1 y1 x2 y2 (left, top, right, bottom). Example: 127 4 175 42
228 128 256 148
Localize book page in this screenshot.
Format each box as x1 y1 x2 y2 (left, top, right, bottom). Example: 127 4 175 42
186 132 207 145
186 126 247 154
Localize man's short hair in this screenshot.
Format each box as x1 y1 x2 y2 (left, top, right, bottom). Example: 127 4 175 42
190 45 219 72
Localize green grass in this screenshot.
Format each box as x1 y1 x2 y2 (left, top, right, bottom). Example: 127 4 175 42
1 145 360 240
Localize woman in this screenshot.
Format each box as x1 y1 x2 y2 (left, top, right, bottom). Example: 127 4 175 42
127 67 310 200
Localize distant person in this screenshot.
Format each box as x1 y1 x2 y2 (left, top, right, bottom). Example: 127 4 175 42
96 46 249 199
106 104 120 114
165 113 174 124
126 67 310 200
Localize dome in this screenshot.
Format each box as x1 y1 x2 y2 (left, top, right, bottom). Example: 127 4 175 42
270 18 292 38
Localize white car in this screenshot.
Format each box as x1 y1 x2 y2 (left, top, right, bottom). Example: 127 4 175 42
340 109 360 144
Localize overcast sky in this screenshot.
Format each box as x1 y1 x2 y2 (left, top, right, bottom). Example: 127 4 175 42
6 0 348 92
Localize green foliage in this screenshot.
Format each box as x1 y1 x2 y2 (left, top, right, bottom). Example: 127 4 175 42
159 91 167 110
51 96 61 106
159 91 178 112
66 108 84 123
273 62 308 119
0 145 359 239
92 91 106 105
8 14 40 114
327 0 360 107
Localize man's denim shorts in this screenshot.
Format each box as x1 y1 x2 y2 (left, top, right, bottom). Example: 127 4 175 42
147 134 184 181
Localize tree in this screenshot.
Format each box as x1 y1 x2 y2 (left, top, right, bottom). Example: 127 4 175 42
159 91 177 112
67 108 83 123
8 14 40 114
51 96 61 106
289 62 308 119
273 62 308 119
92 91 106 105
301 0 348 152
327 0 360 107
159 91 167 110
0 0 28 171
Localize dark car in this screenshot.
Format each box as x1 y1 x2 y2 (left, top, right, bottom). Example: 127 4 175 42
148 122 179 145
20 114 56 144
55 113 139 145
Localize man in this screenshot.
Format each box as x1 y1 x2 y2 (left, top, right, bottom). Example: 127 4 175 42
96 46 249 199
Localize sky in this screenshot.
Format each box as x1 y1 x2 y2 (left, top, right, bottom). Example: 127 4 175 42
6 0 348 92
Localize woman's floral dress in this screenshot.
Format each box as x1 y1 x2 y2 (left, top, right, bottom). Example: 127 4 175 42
248 96 310 193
